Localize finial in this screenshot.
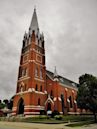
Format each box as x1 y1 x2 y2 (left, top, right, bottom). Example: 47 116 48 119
34 5 36 12
54 66 58 77
54 66 59 81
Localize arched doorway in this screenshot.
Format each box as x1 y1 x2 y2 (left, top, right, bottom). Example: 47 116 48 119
47 103 51 111
17 98 24 114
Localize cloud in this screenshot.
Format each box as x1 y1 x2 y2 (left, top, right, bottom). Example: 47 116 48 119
0 0 97 100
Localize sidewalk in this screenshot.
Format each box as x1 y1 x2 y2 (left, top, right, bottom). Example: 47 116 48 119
0 121 71 129
0 121 97 129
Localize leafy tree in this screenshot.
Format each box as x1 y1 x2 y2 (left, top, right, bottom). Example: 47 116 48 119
3 99 9 104
8 96 14 110
8 100 13 109
0 103 5 109
77 74 97 122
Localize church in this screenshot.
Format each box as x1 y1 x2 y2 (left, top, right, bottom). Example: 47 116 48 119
12 8 78 116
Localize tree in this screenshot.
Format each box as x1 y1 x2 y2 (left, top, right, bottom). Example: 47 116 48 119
0 101 5 109
77 74 97 122
3 99 8 104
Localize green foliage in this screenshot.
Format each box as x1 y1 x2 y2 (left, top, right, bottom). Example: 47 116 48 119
77 73 97 122
0 115 94 124
0 103 6 109
66 120 94 127
54 115 63 120
51 110 60 117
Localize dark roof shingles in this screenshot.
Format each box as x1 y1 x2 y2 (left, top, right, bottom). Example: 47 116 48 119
46 70 78 88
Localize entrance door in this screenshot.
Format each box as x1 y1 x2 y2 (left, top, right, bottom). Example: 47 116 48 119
17 98 24 114
47 103 51 111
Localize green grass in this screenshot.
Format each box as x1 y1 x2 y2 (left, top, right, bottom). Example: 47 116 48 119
18 115 94 124
62 115 94 122
66 120 94 127
0 114 95 125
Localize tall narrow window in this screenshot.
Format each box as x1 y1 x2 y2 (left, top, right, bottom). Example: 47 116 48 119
35 84 38 91
69 96 72 108
21 69 24 76
23 40 25 48
40 85 42 92
50 90 53 100
19 67 22 78
21 68 27 76
25 40 27 47
35 67 38 77
51 90 53 96
24 68 27 76
40 68 43 79
17 86 19 93
38 98 40 105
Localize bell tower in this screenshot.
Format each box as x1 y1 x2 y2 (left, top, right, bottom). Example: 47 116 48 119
12 8 47 116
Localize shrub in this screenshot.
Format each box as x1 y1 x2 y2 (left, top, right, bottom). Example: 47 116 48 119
52 110 60 117
54 115 63 120
40 110 46 115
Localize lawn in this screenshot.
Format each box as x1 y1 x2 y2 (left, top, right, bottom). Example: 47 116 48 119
0 114 95 126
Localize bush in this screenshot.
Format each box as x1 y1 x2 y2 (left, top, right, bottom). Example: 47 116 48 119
52 110 60 117
54 115 63 120
40 110 46 115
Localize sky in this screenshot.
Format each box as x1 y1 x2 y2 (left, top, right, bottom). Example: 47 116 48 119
0 0 97 100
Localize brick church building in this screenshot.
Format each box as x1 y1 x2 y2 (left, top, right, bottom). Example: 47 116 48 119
12 8 78 116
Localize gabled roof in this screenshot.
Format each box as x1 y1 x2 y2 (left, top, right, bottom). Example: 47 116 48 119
46 70 78 89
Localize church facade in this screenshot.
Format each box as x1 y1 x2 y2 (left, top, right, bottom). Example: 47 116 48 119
12 9 78 116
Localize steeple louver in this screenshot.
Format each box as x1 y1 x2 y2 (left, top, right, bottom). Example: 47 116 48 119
30 8 39 34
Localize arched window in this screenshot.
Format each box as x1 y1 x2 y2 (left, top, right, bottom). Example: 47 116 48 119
47 103 51 111
50 90 53 100
69 96 72 108
35 67 38 77
22 68 27 76
35 84 38 91
40 85 42 92
38 98 40 105
51 90 53 96
24 68 27 76
40 68 43 79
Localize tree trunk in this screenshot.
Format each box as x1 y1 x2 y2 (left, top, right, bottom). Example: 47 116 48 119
93 111 97 123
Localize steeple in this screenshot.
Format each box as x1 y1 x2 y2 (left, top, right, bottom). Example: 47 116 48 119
29 7 39 34
54 66 59 81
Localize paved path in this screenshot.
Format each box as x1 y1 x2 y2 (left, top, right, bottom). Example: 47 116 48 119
0 121 97 129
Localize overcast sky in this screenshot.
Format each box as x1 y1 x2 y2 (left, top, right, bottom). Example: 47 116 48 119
0 0 97 100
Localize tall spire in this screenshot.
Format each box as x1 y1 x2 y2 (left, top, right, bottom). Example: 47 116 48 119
30 7 39 34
